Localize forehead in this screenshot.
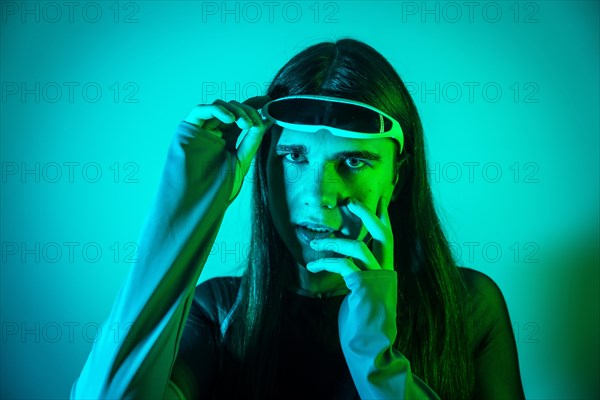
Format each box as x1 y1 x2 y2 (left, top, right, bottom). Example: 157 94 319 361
274 127 395 156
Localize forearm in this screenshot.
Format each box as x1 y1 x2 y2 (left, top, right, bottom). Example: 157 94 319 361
343 346 441 400
339 270 441 400
71 122 236 399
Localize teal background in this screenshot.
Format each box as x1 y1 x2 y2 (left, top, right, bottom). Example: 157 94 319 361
1 1 598 398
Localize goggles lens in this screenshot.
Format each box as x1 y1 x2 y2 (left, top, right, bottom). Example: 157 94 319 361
259 95 405 154
262 96 393 134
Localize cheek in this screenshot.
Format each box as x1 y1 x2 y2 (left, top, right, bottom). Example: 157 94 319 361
266 159 297 229
345 178 393 241
267 161 288 200
266 160 308 261
266 159 283 208
267 159 304 203
352 178 386 208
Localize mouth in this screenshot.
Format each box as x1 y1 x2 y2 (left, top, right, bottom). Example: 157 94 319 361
295 224 338 243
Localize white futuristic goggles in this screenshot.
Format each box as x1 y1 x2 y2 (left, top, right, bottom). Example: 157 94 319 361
259 94 405 154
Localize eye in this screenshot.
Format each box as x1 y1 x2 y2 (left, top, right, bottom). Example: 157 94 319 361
344 157 367 170
283 152 307 163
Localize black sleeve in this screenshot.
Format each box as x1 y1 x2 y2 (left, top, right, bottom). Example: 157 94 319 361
466 268 527 399
170 283 225 400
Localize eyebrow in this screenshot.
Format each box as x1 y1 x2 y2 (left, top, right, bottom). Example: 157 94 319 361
275 144 382 162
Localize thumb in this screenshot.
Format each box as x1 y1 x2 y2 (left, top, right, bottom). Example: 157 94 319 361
236 118 273 176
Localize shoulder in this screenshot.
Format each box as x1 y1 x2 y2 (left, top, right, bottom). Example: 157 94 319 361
457 267 509 315
190 276 242 328
458 267 504 301
457 267 513 347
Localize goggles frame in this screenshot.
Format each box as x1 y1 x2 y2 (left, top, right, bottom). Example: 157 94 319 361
259 94 405 154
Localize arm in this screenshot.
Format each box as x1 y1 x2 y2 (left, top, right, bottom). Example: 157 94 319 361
307 196 440 398
71 121 237 399
338 270 441 400
466 269 526 399
169 276 242 400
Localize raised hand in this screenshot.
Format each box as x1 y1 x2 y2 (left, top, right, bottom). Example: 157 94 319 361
306 194 393 278
184 96 273 202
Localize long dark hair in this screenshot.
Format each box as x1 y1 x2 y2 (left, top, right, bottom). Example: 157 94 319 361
218 38 474 400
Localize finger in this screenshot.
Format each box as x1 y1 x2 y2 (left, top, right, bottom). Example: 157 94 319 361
184 104 236 131
242 95 272 110
231 100 265 128
378 194 392 230
376 195 394 270
347 198 394 270
371 196 387 266
236 119 273 172
306 257 360 278
240 95 272 129
347 199 390 244
203 100 254 131
311 238 379 271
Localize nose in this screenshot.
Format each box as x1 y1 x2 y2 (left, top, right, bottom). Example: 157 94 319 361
300 161 346 208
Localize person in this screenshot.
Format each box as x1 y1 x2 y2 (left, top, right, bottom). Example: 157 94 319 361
70 38 526 399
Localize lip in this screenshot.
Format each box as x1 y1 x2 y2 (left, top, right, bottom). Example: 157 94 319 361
296 219 339 230
296 225 337 244
298 222 336 231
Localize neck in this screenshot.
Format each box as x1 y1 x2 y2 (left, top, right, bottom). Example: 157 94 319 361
286 261 350 298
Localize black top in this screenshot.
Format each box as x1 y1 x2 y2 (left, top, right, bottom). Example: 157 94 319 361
170 267 526 399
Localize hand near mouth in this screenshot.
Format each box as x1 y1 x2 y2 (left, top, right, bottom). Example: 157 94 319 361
306 195 393 278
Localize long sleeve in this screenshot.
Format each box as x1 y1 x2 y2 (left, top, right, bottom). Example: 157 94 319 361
70 121 238 399
463 268 526 399
169 277 242 400
338 270 441 400
167 290 221 400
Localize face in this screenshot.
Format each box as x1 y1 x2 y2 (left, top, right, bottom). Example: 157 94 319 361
266 127 399 267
